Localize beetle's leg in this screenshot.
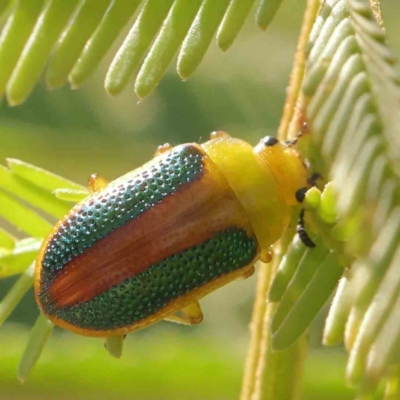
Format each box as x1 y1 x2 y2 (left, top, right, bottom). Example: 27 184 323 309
154 143 173 157
164 301 203 325
297 209 316 248
260 247 273 263
104 335 125 359
294 186 317 248
236 249 272 281
88 173 109 194
236 265 255 280
209 130 231 140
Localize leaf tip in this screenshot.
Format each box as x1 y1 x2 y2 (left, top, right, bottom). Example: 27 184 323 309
104 81 123 97
6 94 24 107
17 373 26 385
216 36 232 52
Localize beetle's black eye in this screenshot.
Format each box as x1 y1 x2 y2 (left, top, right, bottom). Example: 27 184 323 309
261 136 279 147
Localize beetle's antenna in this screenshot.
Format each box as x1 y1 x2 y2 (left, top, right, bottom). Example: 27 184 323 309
307 172 321 186
296 209 316 248
295 185 317 248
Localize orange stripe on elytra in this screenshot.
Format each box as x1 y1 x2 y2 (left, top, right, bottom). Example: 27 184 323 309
46 161 254 309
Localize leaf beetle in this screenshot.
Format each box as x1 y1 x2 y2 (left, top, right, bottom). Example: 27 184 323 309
35 131 312 338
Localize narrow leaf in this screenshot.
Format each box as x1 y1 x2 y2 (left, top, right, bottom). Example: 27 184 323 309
216 0 256 51
268 235 309 302
354 208 400 311
0 238 42 278
363 295 400 392
135 0 202 99
6 0 79 106
0 165 71 219
0 0 44 98
256 0 284 30
69 0 143 89
271 236 330 334
323 271 355 346
272 251 343 350
0 189 52 237
0 228 16 249
7 158 85 192
105 0 174 96
177 0 230 80
17 314 54 383
348 0 400 162
347 246 400 385
0 263 35 327
46 0 111 90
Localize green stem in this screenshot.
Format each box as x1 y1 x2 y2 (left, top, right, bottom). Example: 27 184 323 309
240 261 273 400
17 313 54 383
240 246 308 400
240 1 321 398
0 262 35 326
278 0 321 141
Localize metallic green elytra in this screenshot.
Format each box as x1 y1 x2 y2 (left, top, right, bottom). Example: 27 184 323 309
39 145 204 291
53 229 257 331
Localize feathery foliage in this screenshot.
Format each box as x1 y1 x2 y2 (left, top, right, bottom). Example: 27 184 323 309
0 0 283 105
263 0 400 397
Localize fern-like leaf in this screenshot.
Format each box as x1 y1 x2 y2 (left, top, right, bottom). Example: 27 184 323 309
269 0 400 396
0 0 284 105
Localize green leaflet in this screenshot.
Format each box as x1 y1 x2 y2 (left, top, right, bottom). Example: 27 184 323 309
0 0 44 98
301 0 400 396
0 263 35 327
7 0 79 106
105 0 174 96
0 238 42 278
0 0 282 104
6 159 85 192
177 0 231 80
17 314 54 383
0 228 15 250
0 157 86 381
0 189 52 237
69 0 143 89
46 0 112 90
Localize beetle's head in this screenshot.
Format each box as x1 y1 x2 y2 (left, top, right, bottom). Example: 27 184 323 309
254 136 309 207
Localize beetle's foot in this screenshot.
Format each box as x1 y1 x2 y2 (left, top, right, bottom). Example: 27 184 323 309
164 301 203 325
260 248 273 263
236 265 255 280
88 174 109 194
104 335 125 359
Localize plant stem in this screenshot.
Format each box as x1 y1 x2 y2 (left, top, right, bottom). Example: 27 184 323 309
240 243 308 400
240 260 273 400
278 0 321 141
241 1 321 399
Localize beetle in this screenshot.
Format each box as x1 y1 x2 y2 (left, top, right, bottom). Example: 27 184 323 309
34 131 312 338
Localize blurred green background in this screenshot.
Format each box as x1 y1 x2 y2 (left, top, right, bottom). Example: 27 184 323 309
0 0 399 398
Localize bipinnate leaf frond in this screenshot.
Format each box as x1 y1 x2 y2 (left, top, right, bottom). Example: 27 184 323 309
0 159 86 379
0 0 284 106
269 0 400 396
